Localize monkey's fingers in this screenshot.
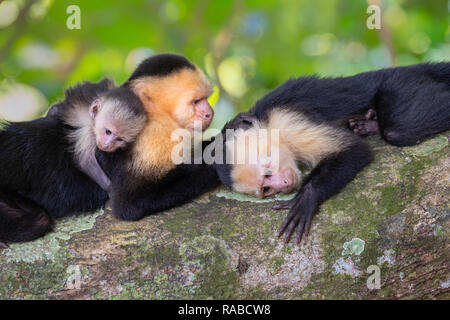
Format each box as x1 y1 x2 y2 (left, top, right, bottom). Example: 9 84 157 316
283 212 302 243
296 211 314 244
0 242 9 249
295 215 306 244
303 213 313 238
277 202 300 238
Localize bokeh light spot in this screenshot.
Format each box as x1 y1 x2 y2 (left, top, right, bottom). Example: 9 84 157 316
240 12 267 39
160 2 181 23
218 58 247 98
18 42 59 69
125 48 154 74
345 41 366 62
301 34 335 57
408 33 431 55
0 0 20 29
0 82 48 121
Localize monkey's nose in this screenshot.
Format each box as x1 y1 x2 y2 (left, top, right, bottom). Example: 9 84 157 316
204 109 214 120
204 112 214 121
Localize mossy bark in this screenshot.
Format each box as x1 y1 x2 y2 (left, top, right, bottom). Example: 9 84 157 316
1 134 449 299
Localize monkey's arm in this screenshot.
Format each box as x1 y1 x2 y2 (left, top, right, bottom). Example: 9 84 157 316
110 164 219 221
276 140 373 243
79 156 111 194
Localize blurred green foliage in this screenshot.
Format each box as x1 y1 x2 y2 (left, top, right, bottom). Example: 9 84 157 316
0 0 448 127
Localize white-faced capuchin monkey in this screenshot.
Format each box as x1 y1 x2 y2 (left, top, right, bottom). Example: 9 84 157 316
215 62 450 244
96 53 219 221
52 83 147 192
123 53 214 179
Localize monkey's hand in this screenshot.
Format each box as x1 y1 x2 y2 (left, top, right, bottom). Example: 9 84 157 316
0 242 9 249
275 183 318 244
275 139 373 245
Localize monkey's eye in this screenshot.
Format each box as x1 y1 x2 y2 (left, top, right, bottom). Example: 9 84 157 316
105 129 112 135
263 186 270 193
116 137 123 142
192 98 206 105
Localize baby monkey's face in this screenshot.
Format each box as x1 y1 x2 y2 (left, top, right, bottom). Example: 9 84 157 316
90 98 144 152
95 121 128 152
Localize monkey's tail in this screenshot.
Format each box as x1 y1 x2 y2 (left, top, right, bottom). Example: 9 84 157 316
0 190 53 243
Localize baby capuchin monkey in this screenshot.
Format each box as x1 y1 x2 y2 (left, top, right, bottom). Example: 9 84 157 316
0 79 120 245
215 62 450 244
53 84 146 192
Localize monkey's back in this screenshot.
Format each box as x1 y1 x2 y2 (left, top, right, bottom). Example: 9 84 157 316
0 117 108 218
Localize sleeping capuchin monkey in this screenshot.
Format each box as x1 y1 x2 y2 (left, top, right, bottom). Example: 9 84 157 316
215 62 450 244
51 84 146 192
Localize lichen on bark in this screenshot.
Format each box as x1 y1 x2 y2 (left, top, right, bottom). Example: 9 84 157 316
1 134 449 299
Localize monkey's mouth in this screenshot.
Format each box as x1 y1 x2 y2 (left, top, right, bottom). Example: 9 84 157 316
202 118 213 130
97 143 114 152
189 119 213 131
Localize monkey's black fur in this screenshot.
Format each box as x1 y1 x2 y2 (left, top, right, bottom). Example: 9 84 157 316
97 149 218 221
250 62 450 144
0 80 113 243
46 78 116 118
125 53 195 84
216 62 450 243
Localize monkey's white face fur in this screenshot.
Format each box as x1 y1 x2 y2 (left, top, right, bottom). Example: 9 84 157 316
228 108 353 198
228 123 302 198
92 98 146 152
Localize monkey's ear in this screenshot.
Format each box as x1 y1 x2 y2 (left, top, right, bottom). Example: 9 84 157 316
224 112 257 131
137 91 155 111
89 99 102 119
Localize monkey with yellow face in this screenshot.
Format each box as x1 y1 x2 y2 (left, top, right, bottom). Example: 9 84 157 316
96 53 219 221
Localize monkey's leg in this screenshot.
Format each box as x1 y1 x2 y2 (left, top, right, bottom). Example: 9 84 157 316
375 71 450 146
348 109 379 136
275 140 373 243
0 190 53 243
